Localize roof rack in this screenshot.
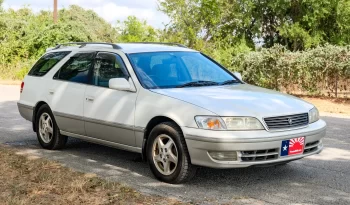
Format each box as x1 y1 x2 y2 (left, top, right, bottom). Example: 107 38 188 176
127 42 188 48
53 42 121 50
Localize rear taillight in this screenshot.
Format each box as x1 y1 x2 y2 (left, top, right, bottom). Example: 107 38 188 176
20 82 24 93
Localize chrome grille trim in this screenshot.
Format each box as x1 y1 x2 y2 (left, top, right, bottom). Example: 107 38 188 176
264 113 309 130
240 148 279 162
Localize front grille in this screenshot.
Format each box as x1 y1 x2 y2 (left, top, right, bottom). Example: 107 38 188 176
304 140 320 154
264 113 309 130
240 148 279 162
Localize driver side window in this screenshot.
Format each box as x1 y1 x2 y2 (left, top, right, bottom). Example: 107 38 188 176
93 52 128 88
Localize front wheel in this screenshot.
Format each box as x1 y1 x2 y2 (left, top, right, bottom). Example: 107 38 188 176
36 104 67 150
146 122 197 184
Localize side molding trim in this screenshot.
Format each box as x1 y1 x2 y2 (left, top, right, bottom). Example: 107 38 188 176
84 117 135 131
53 112 145 133
134 126 146 133
61 131 142 153
53 111 84 121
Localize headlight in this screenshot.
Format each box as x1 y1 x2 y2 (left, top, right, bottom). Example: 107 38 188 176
195 116 264 130
309 107 319 124
222 117 264 130
195 116 226 130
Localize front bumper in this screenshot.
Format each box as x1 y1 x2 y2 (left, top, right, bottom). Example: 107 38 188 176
182 119 326 168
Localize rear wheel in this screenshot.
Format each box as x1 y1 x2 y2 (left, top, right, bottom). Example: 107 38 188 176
36 104 67 150
146 122 197 184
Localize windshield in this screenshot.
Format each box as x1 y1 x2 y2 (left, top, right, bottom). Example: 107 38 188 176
128 52 240 89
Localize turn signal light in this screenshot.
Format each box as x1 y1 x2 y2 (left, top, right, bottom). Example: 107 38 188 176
208 151 238 161
207 119 221 129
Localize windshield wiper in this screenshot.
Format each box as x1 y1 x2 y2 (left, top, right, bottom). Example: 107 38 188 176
176 81 219 88
220 79 240 85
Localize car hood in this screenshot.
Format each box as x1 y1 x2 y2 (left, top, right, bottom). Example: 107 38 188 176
151 84 313 118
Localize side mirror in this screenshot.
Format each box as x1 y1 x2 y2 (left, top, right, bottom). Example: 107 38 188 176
233 72 242 81
109 78 131 91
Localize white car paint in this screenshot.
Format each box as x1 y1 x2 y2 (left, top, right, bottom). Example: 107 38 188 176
17 43 326 170
151 84 314 120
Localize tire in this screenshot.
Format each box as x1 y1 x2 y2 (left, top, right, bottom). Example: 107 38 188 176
146 122 197 184
35 104 67 150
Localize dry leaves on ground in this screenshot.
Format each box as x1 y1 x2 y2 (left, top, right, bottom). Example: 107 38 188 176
0 145 183 205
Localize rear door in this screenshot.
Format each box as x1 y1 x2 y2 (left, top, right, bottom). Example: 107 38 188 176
83 52 137 146
48 52 95 135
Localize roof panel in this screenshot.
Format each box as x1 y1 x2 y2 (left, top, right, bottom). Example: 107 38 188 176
47 43 198 54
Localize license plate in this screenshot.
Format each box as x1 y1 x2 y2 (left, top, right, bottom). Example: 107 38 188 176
281 137 305 156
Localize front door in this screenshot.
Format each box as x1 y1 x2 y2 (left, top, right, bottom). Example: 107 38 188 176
83 52 137 146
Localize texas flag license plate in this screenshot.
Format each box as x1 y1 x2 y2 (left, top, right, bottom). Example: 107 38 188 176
281 137 305 156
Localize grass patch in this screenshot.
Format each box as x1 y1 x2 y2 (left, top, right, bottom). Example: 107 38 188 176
0 145 183 205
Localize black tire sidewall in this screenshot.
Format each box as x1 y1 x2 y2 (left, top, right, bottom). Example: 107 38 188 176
146 123 187 183
35 105 59 149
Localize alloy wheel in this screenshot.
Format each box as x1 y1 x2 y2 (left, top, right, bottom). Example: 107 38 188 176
38 112 54 143
152 134 179 175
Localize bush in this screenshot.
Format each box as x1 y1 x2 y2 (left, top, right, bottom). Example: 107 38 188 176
232 45 350 98
0 6 118 80
0 59 35 80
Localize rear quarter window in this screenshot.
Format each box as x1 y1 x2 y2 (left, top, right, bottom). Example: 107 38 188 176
28 51 71 77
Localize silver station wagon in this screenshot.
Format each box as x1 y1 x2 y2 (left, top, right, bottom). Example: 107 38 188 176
17 42 326 183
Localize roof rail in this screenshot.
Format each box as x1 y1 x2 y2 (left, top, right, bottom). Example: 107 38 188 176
127 42 188 48
53 42 121 50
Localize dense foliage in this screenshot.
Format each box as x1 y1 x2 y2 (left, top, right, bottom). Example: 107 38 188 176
116 16 158 42
0 1 349 97
160 0 350 51
232 44 350 97
0 5 118 79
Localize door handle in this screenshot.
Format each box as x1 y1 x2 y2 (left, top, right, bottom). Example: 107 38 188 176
86 97 94 102
49 90 54 95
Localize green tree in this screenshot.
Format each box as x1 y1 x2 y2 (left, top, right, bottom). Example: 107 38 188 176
0 5 118 61
159 0 222 48
116 16 158 42
159 0 350 51
0 5 119 79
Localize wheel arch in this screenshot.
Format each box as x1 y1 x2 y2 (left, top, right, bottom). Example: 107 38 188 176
32 101 49 132
141 116 184 161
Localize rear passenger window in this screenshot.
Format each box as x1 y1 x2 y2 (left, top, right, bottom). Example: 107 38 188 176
55 53 95 84
28 51 71 76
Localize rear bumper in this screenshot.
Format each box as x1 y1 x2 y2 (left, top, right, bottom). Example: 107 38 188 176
17 102 33 122
182 119 326 168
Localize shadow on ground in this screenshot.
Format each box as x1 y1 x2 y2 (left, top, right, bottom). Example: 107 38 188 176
1 99 350 204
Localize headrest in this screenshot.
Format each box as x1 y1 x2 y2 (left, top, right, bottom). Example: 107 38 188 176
136 57 151 74
153 64 172 78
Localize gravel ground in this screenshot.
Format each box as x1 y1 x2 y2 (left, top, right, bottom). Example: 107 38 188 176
1 84 350 204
